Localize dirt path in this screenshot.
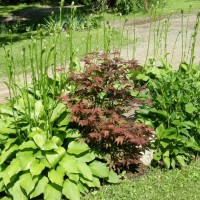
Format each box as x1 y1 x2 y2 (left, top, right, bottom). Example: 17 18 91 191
0 12 200 104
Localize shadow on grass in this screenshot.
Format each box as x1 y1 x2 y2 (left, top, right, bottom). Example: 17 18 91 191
0 31 37 46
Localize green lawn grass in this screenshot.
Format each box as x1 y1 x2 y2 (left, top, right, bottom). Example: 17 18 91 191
84 161 200 200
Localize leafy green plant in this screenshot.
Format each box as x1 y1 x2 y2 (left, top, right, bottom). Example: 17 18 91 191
137 63 200 168
62 52 153 172
0 77 119 200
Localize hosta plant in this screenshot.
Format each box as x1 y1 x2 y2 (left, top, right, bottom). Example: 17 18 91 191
0 78 119 200
61 52 153 172
137 62 200 168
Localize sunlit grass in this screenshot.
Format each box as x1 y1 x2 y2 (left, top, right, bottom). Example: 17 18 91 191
84 161 200 200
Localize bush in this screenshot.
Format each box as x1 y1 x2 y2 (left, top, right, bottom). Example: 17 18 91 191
61 52 153 172
137 63 200 168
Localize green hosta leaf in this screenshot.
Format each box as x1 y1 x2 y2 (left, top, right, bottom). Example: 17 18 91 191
0 144 18 165
57 113 71 127
75 151 95 163
0 127 16 134
16 151 34 170
149 108 168 118
1 159 21 185
48 169 64 186
185 103 197 114
52 136 63 146
77 161 93 181
8 181 28 200
19 141 37 150
4 138 17 151
80 176 100 188
19 172 36 195
67 141 90 155
33 133 47 149
59 154 79 174
30 176 48 198
43 140 58 151
66 129 81 139
176 155 186 167
63 179 80 200
32 100 44 119
68 173 79 183
30 159 45 176
171 158 176 169
45 147 66 168
89 161 109 178
50 103 66 123
78 181 89 194
44 183 62 200
107 170 119 183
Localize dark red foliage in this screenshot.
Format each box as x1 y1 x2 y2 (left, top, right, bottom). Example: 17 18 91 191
61 52 152 171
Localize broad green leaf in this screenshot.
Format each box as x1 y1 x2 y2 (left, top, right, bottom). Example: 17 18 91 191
4 138 17 151
1 159 21 185
57 113 71 127
67 141 90 155
176 155 186 167
136 74 149 81
185 103 197 114
59 154 79 174
16 151 34 170
8 181 28 200
19 172 35 195
30 159 45 176
171 158 176 169
32 100 44 119
163 156 170 168
155 124 164 139
50 103 66 123
75 151 95 163
89 161 109 178
52 136 63 146
78 182 89 194
77 161 93 181
160 141 169 148
0 144 18 164
68 173 79 183
46 147 66 168
43 140 58 151
33 133 47 149
44 183 62 200
107 170 119 183
65 129 81 139
30 176 49 199
19 141 37 150
63 179 80 200
48 169 64 186
0 127 16 134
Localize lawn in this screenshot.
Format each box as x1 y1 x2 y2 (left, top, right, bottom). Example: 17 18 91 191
84 161 200 200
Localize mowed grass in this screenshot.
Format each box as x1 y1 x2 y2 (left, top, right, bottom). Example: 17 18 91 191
84 161 200 200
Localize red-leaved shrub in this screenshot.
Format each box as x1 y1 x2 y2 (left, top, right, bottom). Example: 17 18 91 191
61 52 152 171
